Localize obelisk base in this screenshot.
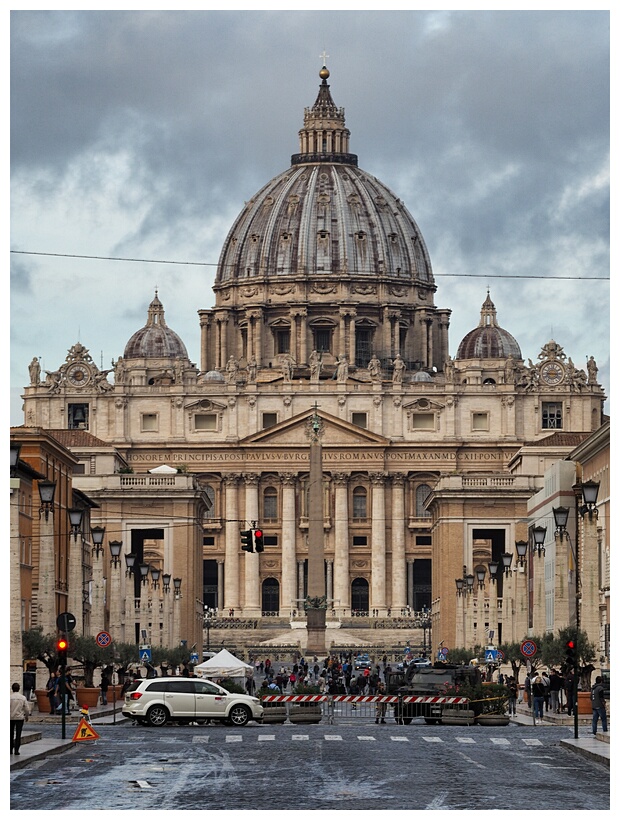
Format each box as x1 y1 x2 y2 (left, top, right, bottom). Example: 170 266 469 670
305 607 327 655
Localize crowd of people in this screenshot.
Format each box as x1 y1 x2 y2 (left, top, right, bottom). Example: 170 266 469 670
256 652 392 697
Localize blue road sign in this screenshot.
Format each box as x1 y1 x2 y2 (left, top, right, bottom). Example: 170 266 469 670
139 648 152 662
190 652 199 663
485 649 498 662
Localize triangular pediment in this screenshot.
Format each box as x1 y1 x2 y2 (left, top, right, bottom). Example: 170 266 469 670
241 409 390 447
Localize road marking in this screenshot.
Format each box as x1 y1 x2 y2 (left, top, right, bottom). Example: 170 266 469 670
422 736 443 743
457 751 486 769
192 736 209 743
225 735 242 742
135 780 153 789
390 736 409 742
357 735 376 741
522 738 543 746
456 737 476 744
490 738 510 745
291 734 308 740
425 791 453 810
257 735 275 741
324 735 343 741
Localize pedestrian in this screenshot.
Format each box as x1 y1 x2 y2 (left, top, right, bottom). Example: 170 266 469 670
540 670 551 712
564 670 575 716
524 673 531 708
531 674 546 723
10 682 32 755
591 675 608 734
549 669 562 713
507 676 518 715
46 671 58 714
100 669 110 705
22 670 35 703
374 681 387 724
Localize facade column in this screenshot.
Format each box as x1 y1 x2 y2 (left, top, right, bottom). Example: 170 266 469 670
280 474 297 617
369 473 387 614
339 310 347 355
254 311 263 367
348 311 357 365
161 587 170 649
198 311 211 372
332 473 350 616
37 509 56 635
298 560 305 605
223 475 240 611
299 309 308 364
488 580 498 646
217 560 224 612
407 561 414 611
553 533 570 628
512 562 528 641
90 551 106 638
580 513 599 646
67 532 84 637
243 474 261 615
426 318 434 367
391 474 406 611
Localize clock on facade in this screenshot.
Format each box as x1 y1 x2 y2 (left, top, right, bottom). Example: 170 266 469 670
540 361 565 385
66 363 92 387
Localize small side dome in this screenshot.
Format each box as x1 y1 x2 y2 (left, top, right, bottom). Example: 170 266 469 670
456 292 521 360
124 292 188 360
203 370 225 382
412 370 433 382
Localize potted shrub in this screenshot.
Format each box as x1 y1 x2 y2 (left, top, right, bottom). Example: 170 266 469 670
444 680 510 726
22 628 60 714
71 635 115 707
289 682 323 724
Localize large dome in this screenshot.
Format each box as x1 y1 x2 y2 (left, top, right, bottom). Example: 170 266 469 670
456 292 521 360
216 67 434 291
124 292 188 359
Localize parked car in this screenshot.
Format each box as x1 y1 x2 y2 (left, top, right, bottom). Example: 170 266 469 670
354 655 372 671
122 677 263 727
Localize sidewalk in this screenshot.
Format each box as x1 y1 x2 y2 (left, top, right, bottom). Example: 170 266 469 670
510 706 610 767
10 701 129 771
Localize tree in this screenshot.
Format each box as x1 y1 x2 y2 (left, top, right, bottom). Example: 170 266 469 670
70 635 115 688
22 628 59 673
542 627 596 689
499 635 545 681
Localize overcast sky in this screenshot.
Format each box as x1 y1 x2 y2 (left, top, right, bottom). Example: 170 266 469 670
9 9 610 426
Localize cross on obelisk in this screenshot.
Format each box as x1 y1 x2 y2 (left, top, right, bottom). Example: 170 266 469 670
305 404 327 654
320 50 329 67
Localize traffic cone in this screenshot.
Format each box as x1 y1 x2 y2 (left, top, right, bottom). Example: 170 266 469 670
80 704 92 724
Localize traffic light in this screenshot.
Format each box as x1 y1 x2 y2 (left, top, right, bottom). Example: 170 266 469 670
254 529 264 553
565 639 576 670
240 529 254 552
56 635 68 667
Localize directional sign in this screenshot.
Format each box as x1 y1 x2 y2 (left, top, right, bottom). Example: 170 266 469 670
520 639 538 658
190 652 199 664
485 649 498 663
96 631 112 648
139 648 152 662
72 718 100 742
57 612 76 632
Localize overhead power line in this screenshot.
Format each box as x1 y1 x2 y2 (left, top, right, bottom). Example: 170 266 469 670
10 249 609 281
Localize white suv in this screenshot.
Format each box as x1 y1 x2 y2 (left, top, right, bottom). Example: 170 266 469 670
122 678 263 727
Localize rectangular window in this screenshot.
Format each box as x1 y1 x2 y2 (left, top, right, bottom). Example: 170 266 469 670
542 402 563 429
264 535 278 547
412 413 435 430
275 329 290 354
203 536 215 546
314 328 332 353
73 462 86 475
352 535 368 546
472 412 489 431
262 412 278 429
141 413 158 432
351 412 367 429
194 413 217 431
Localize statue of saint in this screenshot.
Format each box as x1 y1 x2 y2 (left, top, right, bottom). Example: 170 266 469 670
28 357 41 385
225 356 239 385
587 356 598 384
336 354 349 383
309 350 322 382
392 353 406 384
367 355 381 381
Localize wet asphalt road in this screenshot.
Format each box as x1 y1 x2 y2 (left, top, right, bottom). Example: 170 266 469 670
10 722 609 811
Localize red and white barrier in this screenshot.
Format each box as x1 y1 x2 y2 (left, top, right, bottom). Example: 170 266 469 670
401 696 469 704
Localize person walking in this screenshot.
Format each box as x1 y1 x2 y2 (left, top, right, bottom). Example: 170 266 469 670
374 680 387 724
531 674 546 724
507 676 518 716
549 669 562 713
10 683 32 755
591 675 608 734
22 670 35 703
100 669 110 706
46 671 58 715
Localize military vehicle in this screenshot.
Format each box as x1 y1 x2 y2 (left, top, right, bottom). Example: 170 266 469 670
385 662 481 724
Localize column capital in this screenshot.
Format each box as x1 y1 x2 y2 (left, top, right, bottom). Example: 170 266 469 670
369 472 388 486
331 472 350 486
223 473 241 487
242 473 260 487
280 473 297 487
391 472 406 487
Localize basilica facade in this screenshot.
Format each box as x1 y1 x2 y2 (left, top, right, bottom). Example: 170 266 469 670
20 66 606 655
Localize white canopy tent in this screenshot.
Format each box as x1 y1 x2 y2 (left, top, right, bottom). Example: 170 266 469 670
194 648 253 678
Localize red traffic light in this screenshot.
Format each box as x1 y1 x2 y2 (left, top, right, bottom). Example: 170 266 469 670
254 530 263 539
57 638 68 651
566 640 575 649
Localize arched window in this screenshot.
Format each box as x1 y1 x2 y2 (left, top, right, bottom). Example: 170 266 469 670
416 484 432 518
352 486 367 520
263 486 278 521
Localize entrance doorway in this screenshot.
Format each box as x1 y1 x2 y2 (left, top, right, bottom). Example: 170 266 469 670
351 577 369 615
